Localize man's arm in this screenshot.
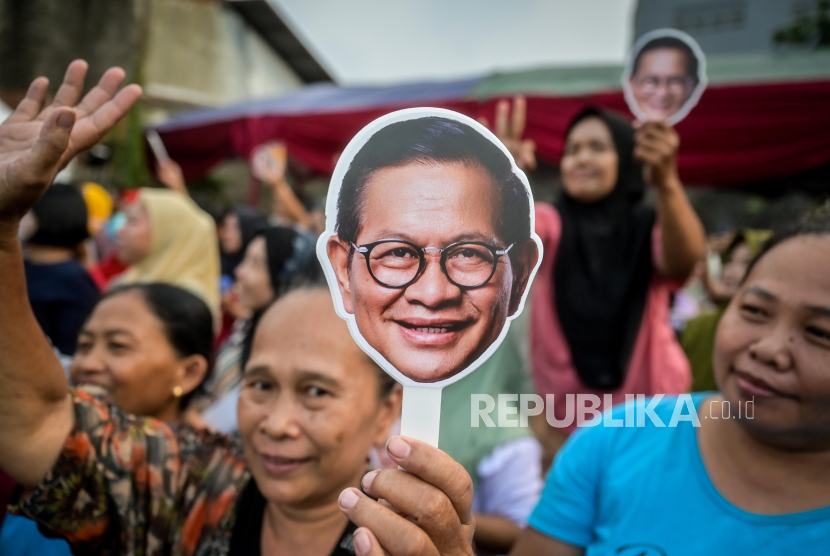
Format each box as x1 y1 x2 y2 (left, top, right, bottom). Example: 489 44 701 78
0 60 141 487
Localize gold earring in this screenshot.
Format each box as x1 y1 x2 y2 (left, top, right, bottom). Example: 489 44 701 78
172 386 184 398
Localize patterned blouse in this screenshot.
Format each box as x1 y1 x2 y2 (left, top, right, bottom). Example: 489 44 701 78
9 390 356 556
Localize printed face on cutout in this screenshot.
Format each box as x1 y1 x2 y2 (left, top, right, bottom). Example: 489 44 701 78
322 111 541 386
623 29 707 126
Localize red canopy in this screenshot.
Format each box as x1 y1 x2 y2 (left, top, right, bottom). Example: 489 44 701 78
156 79 830 187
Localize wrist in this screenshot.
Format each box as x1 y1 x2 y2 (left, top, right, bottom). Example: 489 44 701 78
0 219 22 250
655 171 682 194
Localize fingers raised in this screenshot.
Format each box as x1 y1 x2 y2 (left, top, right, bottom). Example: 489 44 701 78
6 108 75 203
74 66 128 118
49 60 88 112
7 77 50 123
384 436 474 523
494 100 510 140
511 95 527 138
70 83 142 153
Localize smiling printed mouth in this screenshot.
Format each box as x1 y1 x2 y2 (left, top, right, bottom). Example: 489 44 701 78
397 321 465 334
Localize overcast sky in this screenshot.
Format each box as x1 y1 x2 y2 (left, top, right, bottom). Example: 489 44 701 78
269 0 638 85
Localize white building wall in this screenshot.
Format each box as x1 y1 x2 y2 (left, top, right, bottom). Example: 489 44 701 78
143 0 303 107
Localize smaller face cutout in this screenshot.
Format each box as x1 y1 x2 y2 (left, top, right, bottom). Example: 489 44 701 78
623 29 708 126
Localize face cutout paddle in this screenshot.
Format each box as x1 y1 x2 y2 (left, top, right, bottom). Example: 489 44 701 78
318 108 542 445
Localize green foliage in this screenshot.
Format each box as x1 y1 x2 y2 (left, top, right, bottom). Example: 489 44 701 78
773 0 830 47
108 99 151 189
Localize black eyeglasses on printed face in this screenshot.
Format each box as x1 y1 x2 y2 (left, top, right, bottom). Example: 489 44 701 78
351 239 514 289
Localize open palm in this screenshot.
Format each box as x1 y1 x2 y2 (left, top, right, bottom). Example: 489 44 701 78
0 60 142 221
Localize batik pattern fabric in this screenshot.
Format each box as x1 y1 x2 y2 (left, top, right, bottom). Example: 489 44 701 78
10 389 251 556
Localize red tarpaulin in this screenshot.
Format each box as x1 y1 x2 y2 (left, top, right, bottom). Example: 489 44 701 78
156 80 830 187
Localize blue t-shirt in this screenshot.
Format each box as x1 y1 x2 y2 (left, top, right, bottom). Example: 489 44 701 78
0 514 71 556
528 393 830 555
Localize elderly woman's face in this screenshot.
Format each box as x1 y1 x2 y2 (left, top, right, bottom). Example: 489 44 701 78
117 201 152 264
237 289 400 506
714 235 830 449
561 117 619 204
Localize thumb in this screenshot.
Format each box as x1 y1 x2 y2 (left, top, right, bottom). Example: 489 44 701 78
27 108 75 181
352 528 385 556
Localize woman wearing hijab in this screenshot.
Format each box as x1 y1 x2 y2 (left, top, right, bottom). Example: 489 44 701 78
218 206 268 279
530 107 705 444
198 226 320 432
116 188 221 319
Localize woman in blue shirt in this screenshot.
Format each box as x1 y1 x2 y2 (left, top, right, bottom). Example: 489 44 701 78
513 207 830 555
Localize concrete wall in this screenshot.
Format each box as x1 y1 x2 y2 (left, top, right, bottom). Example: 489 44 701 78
634 0 811 54
143 0 303 109
0 0 142 104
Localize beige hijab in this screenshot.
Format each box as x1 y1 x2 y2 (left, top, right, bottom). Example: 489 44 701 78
119 188 220 318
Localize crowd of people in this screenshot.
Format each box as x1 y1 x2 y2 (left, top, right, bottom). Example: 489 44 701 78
0 59 827 556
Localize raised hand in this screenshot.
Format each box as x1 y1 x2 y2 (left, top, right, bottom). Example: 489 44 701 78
339 436 475 556
157 157 188 195
633 120 681 191
479 96 537 173
0 60 142 225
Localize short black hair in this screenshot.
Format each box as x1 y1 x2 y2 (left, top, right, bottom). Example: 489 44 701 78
97 283 214 410
29 183 89 247
743 202 830 282
335 117 531 251
632 36 699 83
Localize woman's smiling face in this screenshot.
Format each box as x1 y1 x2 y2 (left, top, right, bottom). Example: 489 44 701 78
714 234 830 449
560 117 619 204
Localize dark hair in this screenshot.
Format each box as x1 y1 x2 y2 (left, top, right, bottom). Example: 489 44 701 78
335 117 531 252
256 226 322 296
97 283 215 409
29 183 89 247
744 203 830 282
632 36 699 83
240 227 323 368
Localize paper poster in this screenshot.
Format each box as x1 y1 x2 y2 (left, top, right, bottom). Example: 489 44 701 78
622 28 708 126
317 108 542 443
